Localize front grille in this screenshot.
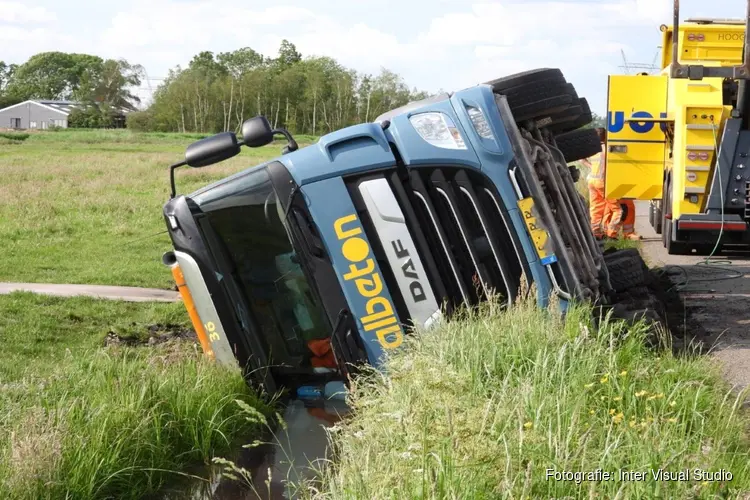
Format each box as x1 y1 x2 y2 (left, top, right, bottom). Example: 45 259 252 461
348 165 528 317
745 181 750 221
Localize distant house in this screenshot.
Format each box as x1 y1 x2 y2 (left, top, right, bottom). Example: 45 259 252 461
0 100 128 130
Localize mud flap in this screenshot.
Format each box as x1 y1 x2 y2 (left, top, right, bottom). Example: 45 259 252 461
605 75 669 201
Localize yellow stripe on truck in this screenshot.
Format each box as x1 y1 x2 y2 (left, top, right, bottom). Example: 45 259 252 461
170 264 215 358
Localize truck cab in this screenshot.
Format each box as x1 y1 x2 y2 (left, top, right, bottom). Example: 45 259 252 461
163 69 611 398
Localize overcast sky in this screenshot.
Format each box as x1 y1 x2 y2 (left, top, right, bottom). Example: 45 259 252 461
1 0 743 116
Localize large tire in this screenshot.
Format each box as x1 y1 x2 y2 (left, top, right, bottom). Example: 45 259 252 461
548 98 593 134
554 128 601 163
536 87 581 129
648 202 655 227
486 68 574 122
663 177 692 255
605 249 647 292
653 200 663 234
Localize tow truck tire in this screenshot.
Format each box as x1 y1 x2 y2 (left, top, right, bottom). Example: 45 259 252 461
548 98 592 134
604 249 647 292
486 68 574 122
553 128 602 163
648 202 655 227
663 177 692 255
653 201 663 234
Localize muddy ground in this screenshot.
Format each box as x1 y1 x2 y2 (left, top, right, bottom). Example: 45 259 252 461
633 200 750 394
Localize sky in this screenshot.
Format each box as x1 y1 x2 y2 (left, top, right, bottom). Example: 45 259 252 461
0 0 743 116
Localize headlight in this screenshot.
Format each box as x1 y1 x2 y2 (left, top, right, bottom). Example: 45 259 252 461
465 105 493 139
409 112 466 150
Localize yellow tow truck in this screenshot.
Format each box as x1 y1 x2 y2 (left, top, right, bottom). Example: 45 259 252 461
605 1 750 254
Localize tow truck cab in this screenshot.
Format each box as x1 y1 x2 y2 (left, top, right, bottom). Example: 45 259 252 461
605 2 750 255
163 78 609 397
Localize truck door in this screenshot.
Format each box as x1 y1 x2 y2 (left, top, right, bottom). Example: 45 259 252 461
604 74 669 200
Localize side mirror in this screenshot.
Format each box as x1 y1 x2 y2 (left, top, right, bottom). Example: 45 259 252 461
242 116 274 148
185 132 241 168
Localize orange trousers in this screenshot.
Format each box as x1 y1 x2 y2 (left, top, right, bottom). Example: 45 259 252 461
588 181 636 238
588 180 621 238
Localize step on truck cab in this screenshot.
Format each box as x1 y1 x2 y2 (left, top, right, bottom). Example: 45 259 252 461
603 1 750 254
162 68 612 399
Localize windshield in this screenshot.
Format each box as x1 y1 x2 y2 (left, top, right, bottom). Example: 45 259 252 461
192 168 331 369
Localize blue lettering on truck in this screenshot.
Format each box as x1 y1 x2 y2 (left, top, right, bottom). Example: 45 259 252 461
608 111 669 134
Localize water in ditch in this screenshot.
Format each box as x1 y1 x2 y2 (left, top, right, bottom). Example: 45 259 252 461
167 398 349 500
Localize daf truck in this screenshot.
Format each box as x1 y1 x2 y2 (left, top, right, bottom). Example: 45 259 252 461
161 69 621 398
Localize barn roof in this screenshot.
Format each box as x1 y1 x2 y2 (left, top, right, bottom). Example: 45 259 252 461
0 100 130 116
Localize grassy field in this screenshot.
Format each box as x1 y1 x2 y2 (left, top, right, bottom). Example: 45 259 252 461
0 128 309 289
0 129 300 499
312 296 750 498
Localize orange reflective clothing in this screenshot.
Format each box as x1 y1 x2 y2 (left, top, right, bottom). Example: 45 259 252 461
620 199 636 236
307 338 338 369
586 148 621 238
586 145 638 239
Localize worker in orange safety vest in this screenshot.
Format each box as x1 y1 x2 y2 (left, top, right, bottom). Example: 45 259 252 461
582 128 641 240
582 128 621 240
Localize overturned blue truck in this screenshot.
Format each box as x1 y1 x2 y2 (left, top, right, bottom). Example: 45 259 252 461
161 68 655 401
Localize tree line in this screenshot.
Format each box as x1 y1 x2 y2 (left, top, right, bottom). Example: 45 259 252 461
0 41 430 135
0 44 605 136
130 40 431 136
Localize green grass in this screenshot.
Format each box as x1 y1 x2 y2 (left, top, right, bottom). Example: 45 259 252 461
0 292 269 500
310 295 750 498
0 128 316 289
0 129 295 499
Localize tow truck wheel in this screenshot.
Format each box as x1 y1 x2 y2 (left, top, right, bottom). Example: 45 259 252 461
485 68 574 122
553 128 601 163
648 203 655 227
663 178 691 255
661 179 670 247
653 201 663 234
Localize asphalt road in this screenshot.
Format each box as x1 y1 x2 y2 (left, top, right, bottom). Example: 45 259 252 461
635 200 750 394
0 282 180 302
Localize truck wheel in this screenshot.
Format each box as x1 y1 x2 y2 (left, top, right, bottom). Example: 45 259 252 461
553 128 601 163
486 68 574 122
653 201 663 234
663 178 691 255
605 249 647 292
648 202 655 227
661 178 669 247
548 98 593 134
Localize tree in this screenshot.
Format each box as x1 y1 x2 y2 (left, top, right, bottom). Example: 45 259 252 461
276 40 301 68
6 52 103 100
217 47 264 131
75 59 144 111
591 112 606 129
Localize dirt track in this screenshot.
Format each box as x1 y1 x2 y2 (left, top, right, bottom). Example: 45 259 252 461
634 201 750 393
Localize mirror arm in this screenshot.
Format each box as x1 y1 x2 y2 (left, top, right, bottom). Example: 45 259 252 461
169 160 187 199
272 128 298 154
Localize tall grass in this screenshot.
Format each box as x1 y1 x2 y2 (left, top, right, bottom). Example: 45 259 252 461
310 294 750 498
0 293 271 499
0 343 269 499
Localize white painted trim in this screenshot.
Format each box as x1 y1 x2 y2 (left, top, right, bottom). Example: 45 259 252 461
0 100 70 116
